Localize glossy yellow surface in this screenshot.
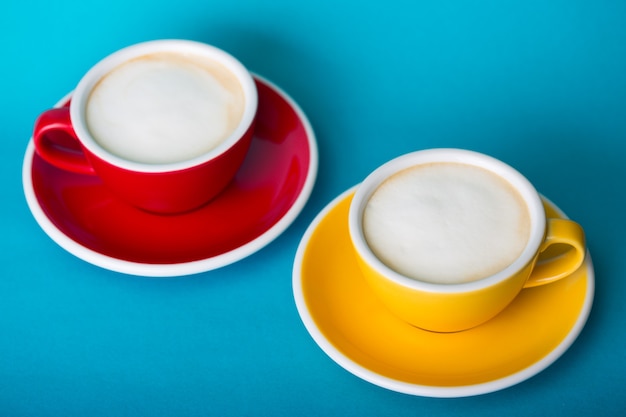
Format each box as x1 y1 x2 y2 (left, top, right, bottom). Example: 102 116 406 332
355 251 533 332
298 191 592 391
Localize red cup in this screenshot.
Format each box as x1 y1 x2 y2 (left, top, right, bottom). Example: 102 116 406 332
33 40 258 214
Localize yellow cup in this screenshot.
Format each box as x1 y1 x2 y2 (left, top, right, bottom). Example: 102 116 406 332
348 149 586 333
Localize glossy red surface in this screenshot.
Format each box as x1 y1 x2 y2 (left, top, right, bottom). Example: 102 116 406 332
29 77 312 264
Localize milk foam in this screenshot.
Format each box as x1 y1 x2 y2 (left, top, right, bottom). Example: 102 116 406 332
86 53 245 164
362 163 530 284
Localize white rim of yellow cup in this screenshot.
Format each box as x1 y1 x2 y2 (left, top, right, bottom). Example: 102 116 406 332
70 39 258 173
348 148 547 294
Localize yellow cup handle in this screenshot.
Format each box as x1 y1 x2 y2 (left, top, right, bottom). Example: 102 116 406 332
523 218 586 288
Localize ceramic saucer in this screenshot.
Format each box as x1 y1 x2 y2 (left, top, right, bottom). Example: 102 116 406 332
23 75 318 277
292 187 594 397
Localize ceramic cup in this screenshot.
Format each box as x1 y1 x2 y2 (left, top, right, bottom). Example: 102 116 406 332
33 39 258 214
348 148 586 332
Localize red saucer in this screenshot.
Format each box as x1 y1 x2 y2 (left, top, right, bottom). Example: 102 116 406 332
23 76 318 276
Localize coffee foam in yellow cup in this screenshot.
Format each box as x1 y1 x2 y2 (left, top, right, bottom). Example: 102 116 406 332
349 149 586 332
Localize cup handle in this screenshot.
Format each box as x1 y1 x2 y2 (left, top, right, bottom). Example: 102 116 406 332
523 218 586 288
33 107 95 175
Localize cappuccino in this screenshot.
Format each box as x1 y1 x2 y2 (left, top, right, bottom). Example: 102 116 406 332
86 52 245 164
362 163 530 284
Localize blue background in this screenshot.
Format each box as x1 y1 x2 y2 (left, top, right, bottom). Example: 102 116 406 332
2 0 625 415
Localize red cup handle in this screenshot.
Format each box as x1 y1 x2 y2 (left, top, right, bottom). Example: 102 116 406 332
33 108 95 175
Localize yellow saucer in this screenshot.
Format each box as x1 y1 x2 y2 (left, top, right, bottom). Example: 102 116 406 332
292 187 594 397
